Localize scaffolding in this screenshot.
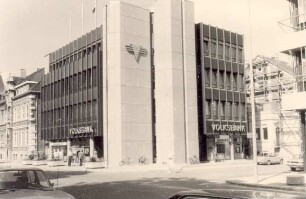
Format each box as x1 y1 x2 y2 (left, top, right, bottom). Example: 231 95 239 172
246 56 302 157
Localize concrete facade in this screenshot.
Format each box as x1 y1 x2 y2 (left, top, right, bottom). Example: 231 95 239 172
103 1 154 167
154 0 199 164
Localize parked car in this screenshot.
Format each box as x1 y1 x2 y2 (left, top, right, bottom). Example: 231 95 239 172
168 188 306 199
257 152 283 165
287 153 304 171
0 168 75 199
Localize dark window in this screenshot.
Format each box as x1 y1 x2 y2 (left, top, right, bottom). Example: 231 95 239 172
93 45 97 66
226 72 231 89
69 106 72 123
50 83 54 99
211 41 217 58
241 103 245 120
212 70 217 88
205 69 210 87
69 76 73 94
61 80 64 96
238 48 243 63
233 73 238 91
212 101 218 119
93 100 97 119
203 39 210 56
232 45 237 62
227 102 232 120
73 105 77 123
92 67 97 87
87 69 92 89
65 78 69 95
233 102 239 120
82 71 87 90
263 128 268 139
78 73 82 92
217 144 225 154
219 71 224 89
225 44 230 60
87 101 91 119
83 103 87 120
240 74 244 91
256 128 261 140
65 108 68 124
218 43 223 59
206 100 211 119
78 104 82 122
220 101 225 120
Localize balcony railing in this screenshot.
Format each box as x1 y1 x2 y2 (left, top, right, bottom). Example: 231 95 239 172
278 13 306 33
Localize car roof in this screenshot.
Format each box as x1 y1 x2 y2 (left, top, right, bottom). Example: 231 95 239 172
0 167 44 172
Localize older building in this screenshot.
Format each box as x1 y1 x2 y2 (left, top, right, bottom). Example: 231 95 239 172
9 69 44 161
246 56 300 159
0 74 8 161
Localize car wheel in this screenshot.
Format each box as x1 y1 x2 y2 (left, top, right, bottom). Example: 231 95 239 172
279 159 283 164
290 167 296 171
267 160 271 165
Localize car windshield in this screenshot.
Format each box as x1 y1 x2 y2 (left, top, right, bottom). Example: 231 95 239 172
0 170 52 190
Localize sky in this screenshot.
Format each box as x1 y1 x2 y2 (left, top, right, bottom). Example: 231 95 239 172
0 0 289 81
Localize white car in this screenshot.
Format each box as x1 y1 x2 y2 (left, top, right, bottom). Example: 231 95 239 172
287 153 304 171
0 168 75 199
257 152 283 165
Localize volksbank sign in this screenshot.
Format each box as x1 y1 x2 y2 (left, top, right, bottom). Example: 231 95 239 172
212 124 245 132
69 126 94 135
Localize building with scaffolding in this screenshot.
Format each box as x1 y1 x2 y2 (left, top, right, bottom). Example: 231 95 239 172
246 55 300 160
278 0 306 168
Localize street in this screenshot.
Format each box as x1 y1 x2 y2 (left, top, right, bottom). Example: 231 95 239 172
43 163 295 199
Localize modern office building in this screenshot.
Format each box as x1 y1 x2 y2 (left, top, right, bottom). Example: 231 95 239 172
195 23 248 162
41 0 199 167
41 27 103 160
41 0 248 167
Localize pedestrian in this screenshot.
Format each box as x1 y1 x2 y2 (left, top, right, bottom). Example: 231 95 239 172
67 148 72 166
79 150 84 166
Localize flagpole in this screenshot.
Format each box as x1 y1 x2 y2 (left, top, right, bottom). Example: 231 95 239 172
69 11 72 41
81 0 84 35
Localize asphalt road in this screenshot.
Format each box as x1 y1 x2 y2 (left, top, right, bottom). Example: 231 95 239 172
43 163 299 199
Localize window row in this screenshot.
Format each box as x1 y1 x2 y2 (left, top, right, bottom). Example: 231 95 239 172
203 39 243 63
256 127 269 140
43 67 97 100
204 69 245 91
13 103 31 122
42 100 98 127
205 100 246 120
50 44 100 71
12 131 28 148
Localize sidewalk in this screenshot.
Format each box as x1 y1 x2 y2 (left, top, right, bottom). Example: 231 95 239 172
226 172 306 193
0 159 254 173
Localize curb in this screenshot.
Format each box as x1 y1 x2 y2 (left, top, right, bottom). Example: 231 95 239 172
226 180 306 193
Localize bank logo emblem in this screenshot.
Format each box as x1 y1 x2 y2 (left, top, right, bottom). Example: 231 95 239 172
126 44 147 62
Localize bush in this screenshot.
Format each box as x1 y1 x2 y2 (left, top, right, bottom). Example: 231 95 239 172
89 157 97 162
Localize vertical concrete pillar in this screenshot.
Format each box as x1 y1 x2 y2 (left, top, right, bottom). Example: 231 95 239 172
67 139 71 151
103 1 152 167
230 138 234 160
90 137 94 158
154 0 199 164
